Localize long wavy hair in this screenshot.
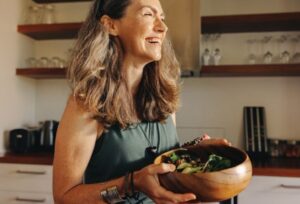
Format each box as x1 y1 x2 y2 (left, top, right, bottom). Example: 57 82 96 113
68 0 181 129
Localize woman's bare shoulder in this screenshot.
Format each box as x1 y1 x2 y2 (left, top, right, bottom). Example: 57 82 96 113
59 95 104 140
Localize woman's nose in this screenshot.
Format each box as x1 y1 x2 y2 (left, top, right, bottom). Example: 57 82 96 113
154 17 168 33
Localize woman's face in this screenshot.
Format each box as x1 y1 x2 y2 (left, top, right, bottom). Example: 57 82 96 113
115 0 168 64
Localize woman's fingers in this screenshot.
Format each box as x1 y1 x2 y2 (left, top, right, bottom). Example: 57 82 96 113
144 164 196 203
200 138 231 146
200 133 211 140
148 163 176 175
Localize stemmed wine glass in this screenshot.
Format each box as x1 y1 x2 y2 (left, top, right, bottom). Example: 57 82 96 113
261 36 273 64
277 35 290 64
246 39 258 64
291 35 300 63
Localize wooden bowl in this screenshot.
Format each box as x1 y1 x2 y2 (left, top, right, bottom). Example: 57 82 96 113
154 144 252 202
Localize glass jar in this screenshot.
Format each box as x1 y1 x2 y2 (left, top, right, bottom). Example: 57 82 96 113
42 4 56 24
285 140 298 157
269 139 279 157
296 141 300 157
26 5 39 24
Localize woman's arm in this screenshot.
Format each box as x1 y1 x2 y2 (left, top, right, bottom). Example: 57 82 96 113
53 95 123 203
53 97 196 204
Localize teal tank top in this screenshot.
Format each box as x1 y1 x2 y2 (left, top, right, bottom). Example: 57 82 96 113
84 116 179 203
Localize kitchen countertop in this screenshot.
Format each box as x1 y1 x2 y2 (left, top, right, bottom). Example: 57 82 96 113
0 153 299 177
252 157 300 177
0 152 53 165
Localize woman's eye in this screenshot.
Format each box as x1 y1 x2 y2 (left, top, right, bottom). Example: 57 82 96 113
144 13 153 16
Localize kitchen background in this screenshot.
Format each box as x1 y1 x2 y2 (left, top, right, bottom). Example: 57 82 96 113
0 0 300 154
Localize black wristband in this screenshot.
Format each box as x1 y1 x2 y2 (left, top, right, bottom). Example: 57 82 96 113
130 171 140 200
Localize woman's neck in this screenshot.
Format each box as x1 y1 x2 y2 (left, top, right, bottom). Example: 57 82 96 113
122 59 147 95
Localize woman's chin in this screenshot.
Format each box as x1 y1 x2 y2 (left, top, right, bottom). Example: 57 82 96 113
149 53 162 62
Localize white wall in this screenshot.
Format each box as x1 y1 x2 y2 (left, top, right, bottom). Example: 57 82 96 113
0 0 36 153
177 77 300 148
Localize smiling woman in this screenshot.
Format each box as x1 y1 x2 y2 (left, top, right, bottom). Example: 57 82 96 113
52 0 230 203
52 0 199 203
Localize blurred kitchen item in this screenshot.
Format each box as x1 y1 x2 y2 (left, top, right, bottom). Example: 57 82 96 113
9 129 31 153
25 5 39 24
291 35 300 63
40 120 59 152
40 57 51 67
26 57 38 67
277 35 290 64
261 36 273 64
212 48 222 65
9 128 41 153
42 4 56 24
280 51 291 63
202 48 210 66
246 39 257 64
269 139 280 157
51 56 61 67
58 59 67 68
243 106 269 160
285 140 299 157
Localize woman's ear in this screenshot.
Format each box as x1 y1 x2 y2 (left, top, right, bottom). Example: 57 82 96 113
100 15 119 36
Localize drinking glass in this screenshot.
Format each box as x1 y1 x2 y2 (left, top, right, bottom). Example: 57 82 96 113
25 5 39 24
201 34 211 65
277 35 290 64
246 39 258 64
212 48 222 65
42 4 56 24
261 36 273 64
26 57 38 67
40 57 50 67
291 35 300 63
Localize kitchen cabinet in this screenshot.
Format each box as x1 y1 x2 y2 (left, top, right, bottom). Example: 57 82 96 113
0 163 53 204
239 175 300 204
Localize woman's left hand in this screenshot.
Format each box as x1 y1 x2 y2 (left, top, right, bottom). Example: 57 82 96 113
197 133 231 146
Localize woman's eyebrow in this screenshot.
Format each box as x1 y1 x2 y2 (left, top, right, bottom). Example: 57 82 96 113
139 5 166 18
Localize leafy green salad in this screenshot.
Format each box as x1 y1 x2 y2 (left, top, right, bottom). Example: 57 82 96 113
161 149 231 174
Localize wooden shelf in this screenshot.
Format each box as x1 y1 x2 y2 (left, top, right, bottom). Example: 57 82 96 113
200 64 300 77
202 12 300 34
16 64 300 79
33 0 91 3
18 23 82 40
18 13 300 40
16 68 66 79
